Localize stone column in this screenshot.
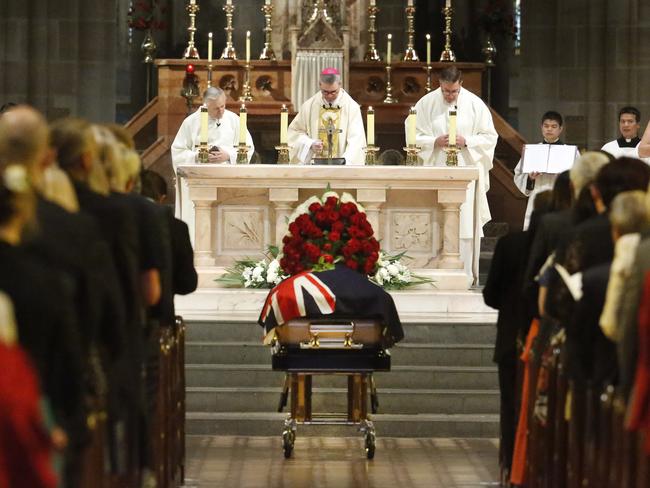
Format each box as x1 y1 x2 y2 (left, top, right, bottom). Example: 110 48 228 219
356 188 386 239
190 186 218 266
437 189 465 270
269 188 299 245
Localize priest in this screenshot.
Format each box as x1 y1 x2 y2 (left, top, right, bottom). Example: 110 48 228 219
601 106 648 161
409 66 498 283
171 87 254 241
287 68 366 165
513 111 566 229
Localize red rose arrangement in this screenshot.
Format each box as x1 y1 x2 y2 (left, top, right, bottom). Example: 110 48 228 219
279 191 380 276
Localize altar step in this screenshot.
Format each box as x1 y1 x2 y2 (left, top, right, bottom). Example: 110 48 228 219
184 320 500 438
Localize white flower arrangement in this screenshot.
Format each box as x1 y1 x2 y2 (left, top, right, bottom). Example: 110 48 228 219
371 251 434 290
216 246 289 289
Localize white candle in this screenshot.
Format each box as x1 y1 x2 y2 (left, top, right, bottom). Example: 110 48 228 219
226 0 232 5
367 107 375 146
190 0 195 5
200 107 208 145
449 109 457 146
239 104 247 144
426 34 431 65
446 0 451 8
245 31 251 63
265 0 271 4
387 34 392 66
370 0 375 5
407 0 413 6
407 107 416 146
280 104 288 144
208 32 213 62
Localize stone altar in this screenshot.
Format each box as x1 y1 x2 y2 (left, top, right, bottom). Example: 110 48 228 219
177 164 479 291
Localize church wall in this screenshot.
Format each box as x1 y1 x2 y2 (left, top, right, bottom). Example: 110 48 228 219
517 0 650 150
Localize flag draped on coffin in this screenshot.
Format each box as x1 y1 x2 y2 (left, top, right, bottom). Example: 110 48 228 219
258 265 404 346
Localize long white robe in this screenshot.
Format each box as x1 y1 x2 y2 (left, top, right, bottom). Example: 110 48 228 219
410 87 498 282
287 89 366 165
171 107 255 244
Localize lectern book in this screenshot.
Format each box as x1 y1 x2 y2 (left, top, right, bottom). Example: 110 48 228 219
521 144 578 174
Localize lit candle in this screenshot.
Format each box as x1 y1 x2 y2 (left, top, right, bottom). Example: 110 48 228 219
239 104 247 144
208 32 213 62
245 31 251 63
280 104 288 144
367 106 375 146
448 108 457 146
445 0 451 8
426 34 431 65
200 106 208 145
407 107 416 146
387 34 392 66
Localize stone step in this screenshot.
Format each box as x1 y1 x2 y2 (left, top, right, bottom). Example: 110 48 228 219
186 321 497 345
185 411 499 438
185 341 495 367
185 364 499 390
186 386 500 415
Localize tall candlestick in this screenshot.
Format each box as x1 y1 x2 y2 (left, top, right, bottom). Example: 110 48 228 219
403 1 419 61
183 1 200 59
448 108 457 146
426 34 431 65
259 1 276 60
208 32 213 62
387 34 392 66
239 104 247 144
280 104 288 144
200 106 208 144
407 107 417 146
367 106 375 146
245 31 251 64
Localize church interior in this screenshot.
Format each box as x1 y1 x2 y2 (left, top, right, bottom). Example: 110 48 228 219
1 1 650 487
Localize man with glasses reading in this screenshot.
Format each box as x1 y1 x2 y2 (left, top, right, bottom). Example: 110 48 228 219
287 67 366 165
409 66 498 282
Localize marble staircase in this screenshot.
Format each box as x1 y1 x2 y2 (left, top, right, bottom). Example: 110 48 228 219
185 319 500 438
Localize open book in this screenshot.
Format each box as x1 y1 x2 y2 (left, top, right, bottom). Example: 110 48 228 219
521 144 579 174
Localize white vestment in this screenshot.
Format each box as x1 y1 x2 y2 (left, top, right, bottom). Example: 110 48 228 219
410 87 497 283
602 138 650 164
513 142 560 230
287 89 366 165
171 106 255 244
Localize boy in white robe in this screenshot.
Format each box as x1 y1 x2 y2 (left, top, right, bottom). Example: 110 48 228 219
287 68 366 165
513 111 565 229
171 87 254 243
601 106 650 163
410 66 498 284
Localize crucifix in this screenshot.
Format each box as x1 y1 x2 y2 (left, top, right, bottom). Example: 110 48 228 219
318 116 342 161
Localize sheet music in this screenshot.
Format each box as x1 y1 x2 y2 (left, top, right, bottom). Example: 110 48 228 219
547 145 578 173
521 144 578 174
521 144 550 173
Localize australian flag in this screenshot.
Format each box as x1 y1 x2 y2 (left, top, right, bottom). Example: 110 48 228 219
258 265 404 346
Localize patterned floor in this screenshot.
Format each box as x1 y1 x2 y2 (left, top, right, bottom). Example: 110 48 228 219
184 436 501 488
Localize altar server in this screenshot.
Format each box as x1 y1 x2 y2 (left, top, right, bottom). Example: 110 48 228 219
287 67 366 165
408 66 498 282
171 87 254 240
601 106 649 161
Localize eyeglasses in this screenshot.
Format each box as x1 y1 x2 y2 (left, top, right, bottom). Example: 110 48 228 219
321 88 340 96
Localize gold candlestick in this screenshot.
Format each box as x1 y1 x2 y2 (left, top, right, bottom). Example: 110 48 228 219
196 143 209 164
439 6 456 62
383 65 397 104
403 5 419 61
183 2 200 59
259 3 276 60
364 5 381 61
275 144 290 164
403 144 422 165
236 143 251 164
365 145 380 165
444 145 459 166
221 2 237 59
207 64 213 88
424 65 433 92
239 63 253 101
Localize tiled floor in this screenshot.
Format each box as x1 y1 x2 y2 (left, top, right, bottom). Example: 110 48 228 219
184 436 501 488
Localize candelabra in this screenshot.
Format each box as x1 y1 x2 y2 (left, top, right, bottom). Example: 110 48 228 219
183 2 200 59
365 145 380 165
364 5 381 61
275 144 290 164
239 64 253 101
383 65 397 104
439 5 456 62
221 2 237 59
403 145 422 165
403 5 419 61
444 145 459 166
259 3 276 60
196 144 209 164
236 143 251 164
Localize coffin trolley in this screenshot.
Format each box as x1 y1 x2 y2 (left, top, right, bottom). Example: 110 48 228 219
268 317 392 459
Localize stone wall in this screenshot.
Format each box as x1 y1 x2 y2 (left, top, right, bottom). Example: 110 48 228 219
517 0 650 149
